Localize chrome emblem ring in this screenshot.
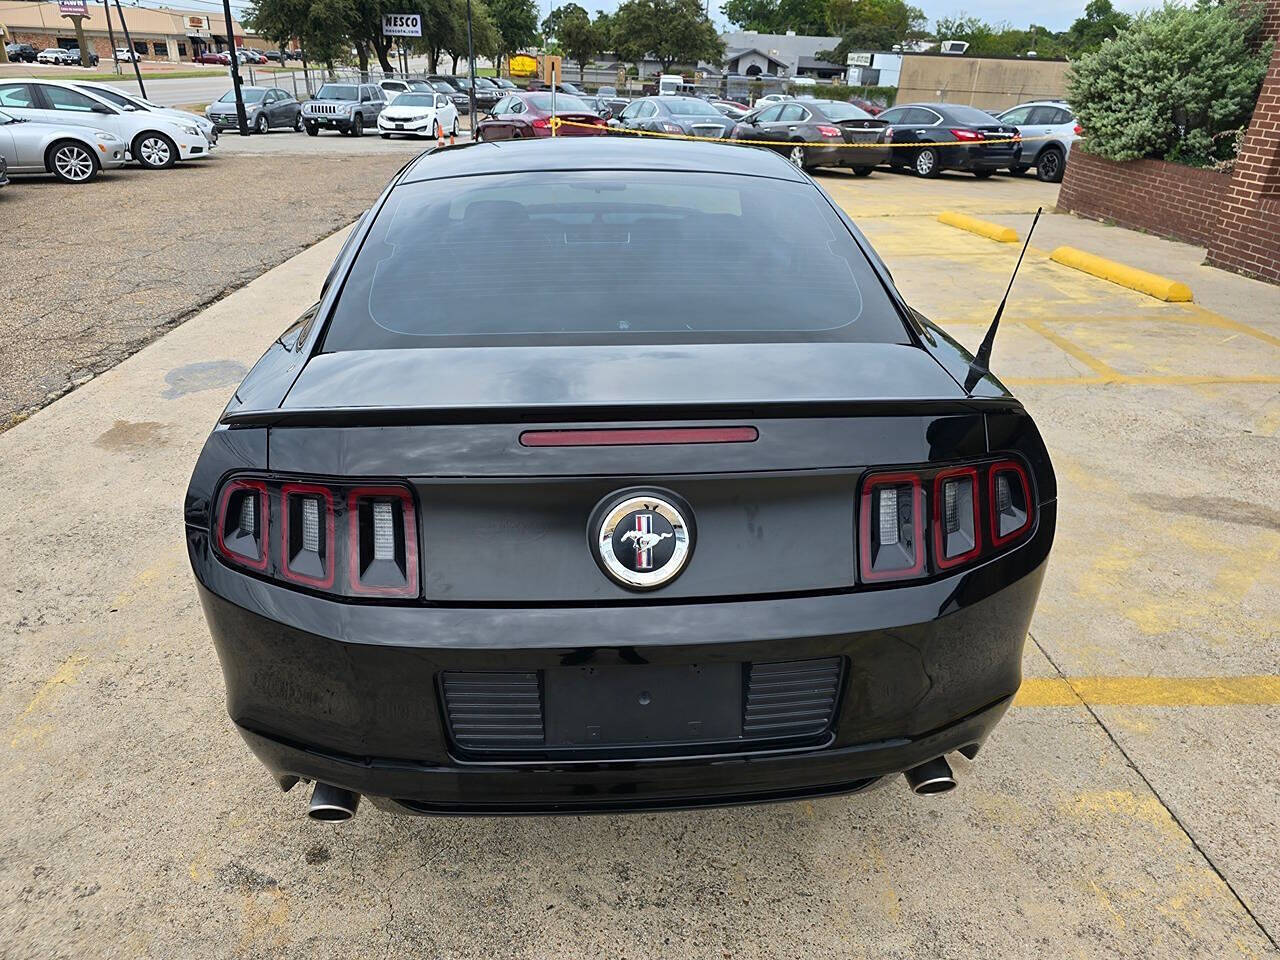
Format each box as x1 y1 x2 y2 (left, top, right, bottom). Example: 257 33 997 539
594 492 692 589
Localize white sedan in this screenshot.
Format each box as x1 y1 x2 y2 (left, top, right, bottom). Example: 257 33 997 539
377 91 460 140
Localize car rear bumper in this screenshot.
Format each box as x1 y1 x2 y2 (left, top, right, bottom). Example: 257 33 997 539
190 500 1053 813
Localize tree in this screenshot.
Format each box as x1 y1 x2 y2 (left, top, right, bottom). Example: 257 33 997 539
1068 0 1269 165
721 0 826 35
933 14 1071 58
612 0 723 72
542 3 602 81
487 0 539 73
821 0 926 59
1065 0 1131 53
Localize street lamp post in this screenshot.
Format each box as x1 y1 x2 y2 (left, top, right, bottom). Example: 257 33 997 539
465 0 478 138
221 0 249 135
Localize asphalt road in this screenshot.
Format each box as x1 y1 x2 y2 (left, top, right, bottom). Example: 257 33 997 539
1 163 1278 957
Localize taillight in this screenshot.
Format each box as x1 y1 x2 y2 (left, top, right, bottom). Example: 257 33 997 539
213 476 420 599
932 467 980 569
860 459 1035 584
215 478 268 571
347 486 418 598
884 128 894 142
860 473 925 581
1073 123 1083 135
817 125 841 138
989 460 1032 546
950 128 983 141
531 116 549 128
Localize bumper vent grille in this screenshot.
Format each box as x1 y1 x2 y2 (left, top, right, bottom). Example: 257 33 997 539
743 658 842 739
440 672 544 750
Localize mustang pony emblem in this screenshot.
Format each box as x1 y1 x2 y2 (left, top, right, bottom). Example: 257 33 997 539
620 529 673 553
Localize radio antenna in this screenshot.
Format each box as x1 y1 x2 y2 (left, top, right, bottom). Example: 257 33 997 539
965 206 1042 393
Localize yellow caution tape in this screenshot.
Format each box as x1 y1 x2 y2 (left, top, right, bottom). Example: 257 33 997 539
548 115 1058 150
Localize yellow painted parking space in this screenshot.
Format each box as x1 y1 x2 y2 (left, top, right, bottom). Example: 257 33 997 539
1017 675 1280 708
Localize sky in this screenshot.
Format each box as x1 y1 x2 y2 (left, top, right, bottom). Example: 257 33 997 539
119 0 1158 38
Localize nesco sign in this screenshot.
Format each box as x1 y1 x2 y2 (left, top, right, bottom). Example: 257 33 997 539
381 13 422 36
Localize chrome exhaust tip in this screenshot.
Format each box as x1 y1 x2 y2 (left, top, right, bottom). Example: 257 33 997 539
904 756 957 796
307 782 360 822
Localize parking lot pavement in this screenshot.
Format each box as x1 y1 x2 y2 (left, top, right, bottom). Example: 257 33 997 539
0 145 421 430
2 172 1278 958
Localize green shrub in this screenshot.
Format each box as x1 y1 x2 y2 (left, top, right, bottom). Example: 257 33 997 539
1067 0 1269 167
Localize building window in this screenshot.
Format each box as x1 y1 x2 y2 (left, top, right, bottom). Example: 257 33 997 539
153 42 168 56
177 42 187 56
133 41 147 54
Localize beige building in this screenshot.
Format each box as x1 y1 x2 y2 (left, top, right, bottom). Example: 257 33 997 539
896 53 1071 113
0 1 244 62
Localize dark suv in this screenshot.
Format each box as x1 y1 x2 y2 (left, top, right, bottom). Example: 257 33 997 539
5 43 37 63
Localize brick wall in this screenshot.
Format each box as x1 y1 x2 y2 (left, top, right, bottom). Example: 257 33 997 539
1057 150 1232 248
10 30 114 59
1206 24 1280 284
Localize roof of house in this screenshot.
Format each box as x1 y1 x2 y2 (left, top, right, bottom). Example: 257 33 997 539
720 30 841 70
797 55 844 70
724 47 791 69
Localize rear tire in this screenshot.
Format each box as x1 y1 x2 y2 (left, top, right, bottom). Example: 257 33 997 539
787 143 807 169
47 139 100 183
1008 163 1030 176
973 169 994 179
913 147 939 178
451 117 459 137
254 112 268 134
352 114 364 137
293 113 303 132
1036 146 1065 183
852 166 873 177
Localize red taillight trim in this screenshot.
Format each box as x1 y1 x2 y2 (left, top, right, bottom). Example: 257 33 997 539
280 482 336 590
932 466 981 569
531 116 549 128
1073 123 1083 135
215 477 269 571
520 427 759 447
950 128 982 141
859 472 925 582
988 460 1033 547
817 125 841 138
346 485 419 598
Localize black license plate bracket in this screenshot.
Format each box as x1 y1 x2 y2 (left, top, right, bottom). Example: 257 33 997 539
544 663 741 748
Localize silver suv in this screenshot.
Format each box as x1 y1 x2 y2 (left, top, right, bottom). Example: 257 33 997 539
301 83 386 137
996 100 1080 183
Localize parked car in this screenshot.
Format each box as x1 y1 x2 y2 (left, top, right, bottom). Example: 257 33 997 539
73 80 218 144
996 99 1080 183
37 48 74 65
876 102 1022 178
60 48 100 67
475 91 606 139
193 51 229 65
0 107 127 182
0 153 6 187
426 76 472 115
185 136 1056 821
0 79 211 168
206 86 301 134
5 43 37 63
377 91 459 139
755 93 791 105
238 49 269 65
300 82 385 136
731 98 889 174
710 99 750 121
612 96 735 139
444 75 501 110
115 47 140 63
489 77 518 91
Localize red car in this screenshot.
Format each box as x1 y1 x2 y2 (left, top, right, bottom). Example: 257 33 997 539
194 51 230 65
475 91 608 140
849 97 885 116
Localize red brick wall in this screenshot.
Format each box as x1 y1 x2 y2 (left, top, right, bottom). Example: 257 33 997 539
1057 150 1233 248
1206 23 1280 284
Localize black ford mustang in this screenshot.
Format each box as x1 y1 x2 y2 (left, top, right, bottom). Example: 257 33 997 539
186 138 1055 819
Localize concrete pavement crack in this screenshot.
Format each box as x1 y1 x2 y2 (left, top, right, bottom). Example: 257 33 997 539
1026 630 1279 952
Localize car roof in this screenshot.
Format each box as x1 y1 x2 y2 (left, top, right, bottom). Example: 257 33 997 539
400 137 807 185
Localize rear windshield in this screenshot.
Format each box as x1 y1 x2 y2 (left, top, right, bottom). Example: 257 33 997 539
945 105 1001 125
523 92 588 112
321 171 906 350
666 99 719 116
814 101 872 121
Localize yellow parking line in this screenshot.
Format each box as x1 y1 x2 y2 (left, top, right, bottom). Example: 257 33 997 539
1020 317 1123 380
1016 675 1280 707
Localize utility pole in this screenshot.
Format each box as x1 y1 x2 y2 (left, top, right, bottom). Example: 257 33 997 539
220 0 249 135
464 0 478 138
100 0 121 75
112 0 146 98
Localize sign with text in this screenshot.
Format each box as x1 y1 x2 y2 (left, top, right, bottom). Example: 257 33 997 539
509 53 537 76
58 0 89 16
381 13 421 37
846 52 872 67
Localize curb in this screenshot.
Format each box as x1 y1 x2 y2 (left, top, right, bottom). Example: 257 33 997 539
936 211 1019 243
1049 246 1193 302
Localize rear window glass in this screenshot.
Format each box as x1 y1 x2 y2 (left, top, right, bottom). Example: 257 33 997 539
321 171 907 350
814 101 872 121
523 93 588 112
666 99 719 116
944 105 1001 125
